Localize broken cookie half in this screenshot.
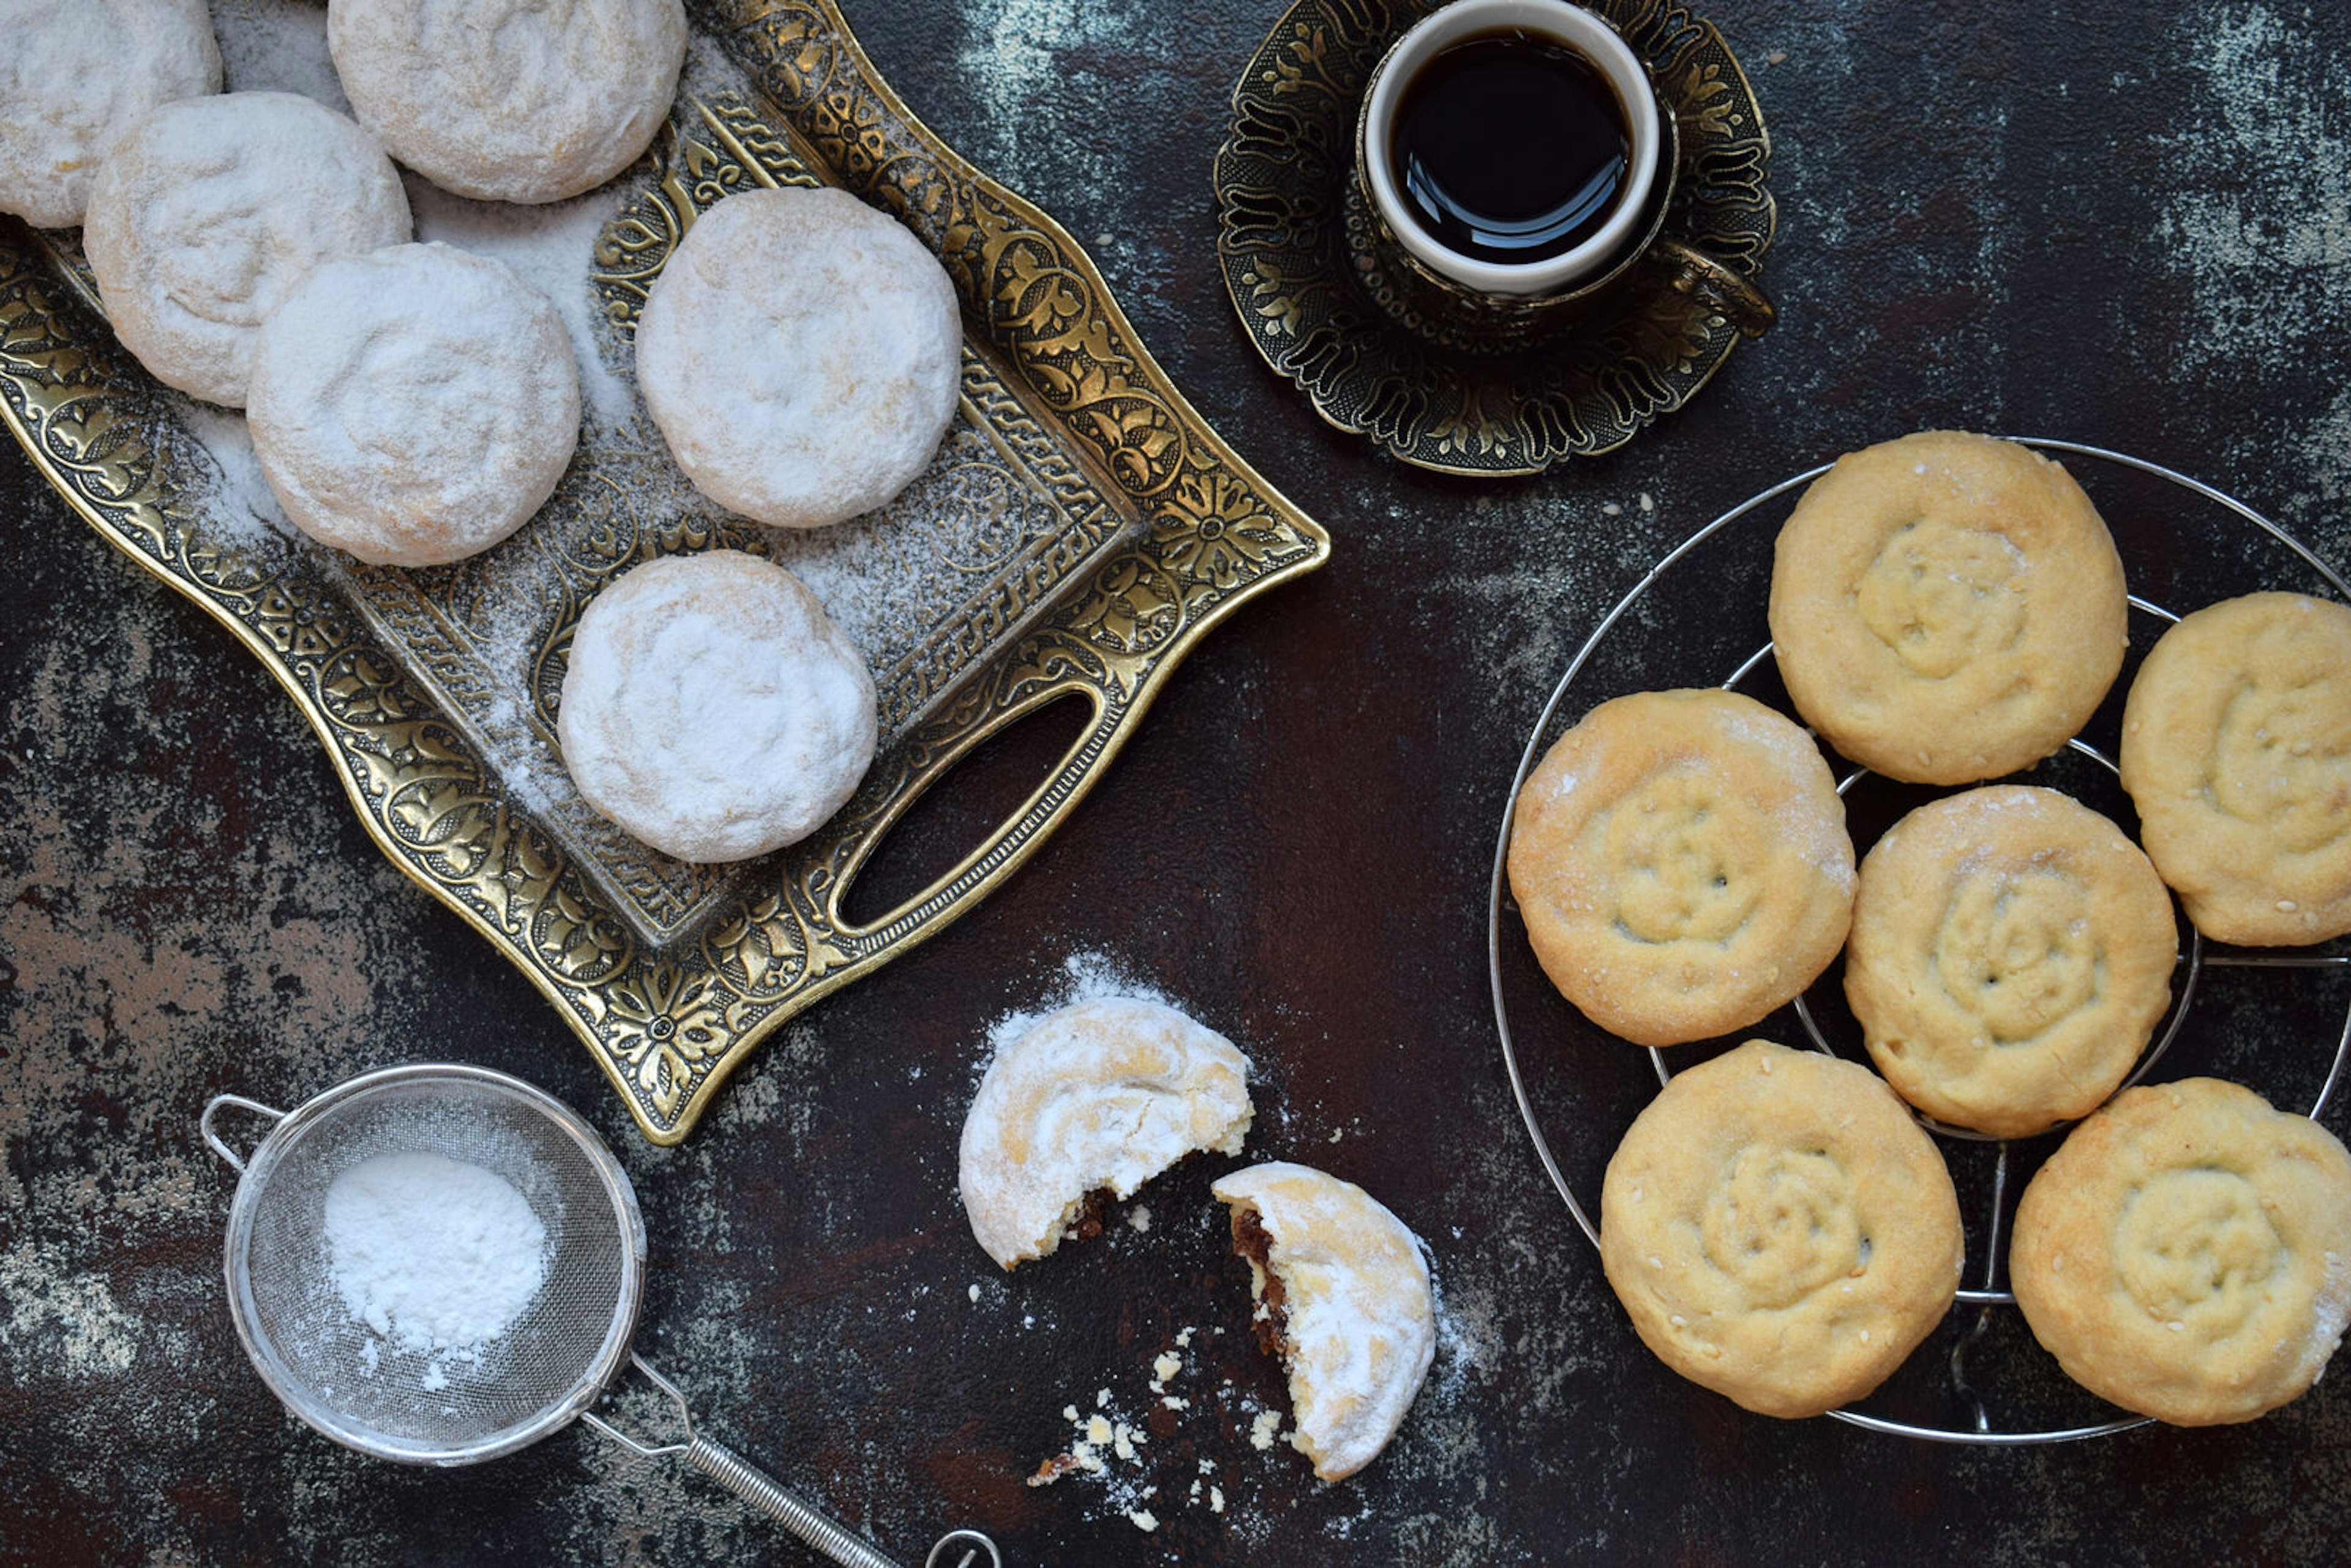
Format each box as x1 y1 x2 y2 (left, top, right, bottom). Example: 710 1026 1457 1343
1212 1161 1435 1480
959 997 1252 1270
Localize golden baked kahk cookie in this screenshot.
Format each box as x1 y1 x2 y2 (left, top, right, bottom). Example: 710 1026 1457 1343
2009 1078 2351 1425
2119 591 2351 946
1768 430 2128 786
1845 786 2177 1138
1506 688 1855 1048
1599 1041 1963 1419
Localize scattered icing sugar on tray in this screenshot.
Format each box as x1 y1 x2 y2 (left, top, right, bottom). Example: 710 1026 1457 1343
322 1151 549 1381
133 6 1138 948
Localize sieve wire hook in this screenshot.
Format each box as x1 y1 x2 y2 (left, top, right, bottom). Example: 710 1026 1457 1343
200 1094 287 1174
582 1354 1000 1568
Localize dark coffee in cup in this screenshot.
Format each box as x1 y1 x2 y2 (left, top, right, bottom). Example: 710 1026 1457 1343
1388 32 1632 267
1354 0 1774 341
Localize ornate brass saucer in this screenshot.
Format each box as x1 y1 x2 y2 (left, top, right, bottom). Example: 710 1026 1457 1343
1214 0 1777 476
0 0 1330 1144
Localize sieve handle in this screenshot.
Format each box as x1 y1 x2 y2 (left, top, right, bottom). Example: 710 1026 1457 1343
685 1435 902 1568
200 1094 286 1174
583 1356 999 1568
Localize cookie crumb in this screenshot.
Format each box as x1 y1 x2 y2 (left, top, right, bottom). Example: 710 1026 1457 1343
1250 1409 1282 1450
1128 1508 1158 1533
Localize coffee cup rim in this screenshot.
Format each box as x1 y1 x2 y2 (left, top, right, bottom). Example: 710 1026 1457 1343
1360 0 1662 298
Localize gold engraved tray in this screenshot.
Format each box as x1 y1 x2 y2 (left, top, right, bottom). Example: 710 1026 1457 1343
0 0 1330 1144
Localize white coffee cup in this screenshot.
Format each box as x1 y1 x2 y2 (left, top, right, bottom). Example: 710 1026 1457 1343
1358 0 1665 299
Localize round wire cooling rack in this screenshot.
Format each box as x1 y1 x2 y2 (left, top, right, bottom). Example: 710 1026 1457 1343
1488 438 2351 1445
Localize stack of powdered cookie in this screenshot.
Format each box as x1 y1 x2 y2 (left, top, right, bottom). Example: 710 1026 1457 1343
1508 429 2351 1425
4 2 973 866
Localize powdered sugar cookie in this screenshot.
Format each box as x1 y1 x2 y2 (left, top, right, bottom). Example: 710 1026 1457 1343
2010 1078 2351 1425
0 0 221 229
2120 592 2351 945
634 186 962 530
1212 1161 1435 1480
83 92 411 408
959 997 1253 1270
1505 688 1856 1047
1769 430 2128 785
328 0 685 205
1599 1041 1963 1419
557 551 877 863
247 244 580 568
1845 786 2177 1138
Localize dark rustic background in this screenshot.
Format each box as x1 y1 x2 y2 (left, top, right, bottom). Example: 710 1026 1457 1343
6 0 2350 1562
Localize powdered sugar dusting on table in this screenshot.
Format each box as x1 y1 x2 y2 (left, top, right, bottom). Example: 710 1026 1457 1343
973 950 1185 1086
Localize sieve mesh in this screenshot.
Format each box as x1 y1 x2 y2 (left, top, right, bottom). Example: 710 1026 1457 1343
222 1067 644 1465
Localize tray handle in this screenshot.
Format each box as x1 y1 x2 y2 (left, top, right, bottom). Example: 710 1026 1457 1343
828 674 1119 946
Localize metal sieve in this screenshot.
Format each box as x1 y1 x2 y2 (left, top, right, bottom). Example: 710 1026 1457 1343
202 1063 997 1568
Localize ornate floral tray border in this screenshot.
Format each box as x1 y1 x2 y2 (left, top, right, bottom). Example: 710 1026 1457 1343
0 0 1331 1144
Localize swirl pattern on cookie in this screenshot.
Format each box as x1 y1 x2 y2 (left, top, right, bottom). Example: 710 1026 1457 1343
1506 689 1855 1047
960 997 1252 1270
81 92 412 408
328 0 686 204
1768 430 2128 785
247 243 580 567
557 550 876 863
1599 1041 1963 1417
2120 592 2351 945
634 186 962 530
1845 786 2177 1136
2009 1078 2351 1425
